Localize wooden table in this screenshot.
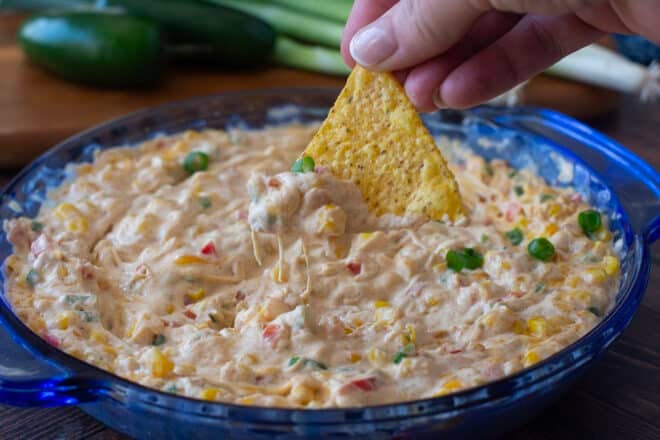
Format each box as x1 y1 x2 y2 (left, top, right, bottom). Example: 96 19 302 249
1 11 658 440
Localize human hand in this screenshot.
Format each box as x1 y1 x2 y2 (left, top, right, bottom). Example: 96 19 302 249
341 0 660 111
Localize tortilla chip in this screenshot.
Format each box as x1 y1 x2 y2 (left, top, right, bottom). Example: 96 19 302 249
304 66 465 221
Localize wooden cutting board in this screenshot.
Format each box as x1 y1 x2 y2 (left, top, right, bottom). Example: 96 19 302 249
0 12 619 167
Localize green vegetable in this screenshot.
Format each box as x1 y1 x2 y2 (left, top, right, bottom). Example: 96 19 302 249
287 356 300 366
152 334 166 346
302 358 327 370
528 238 555 261
535 283 546 293
164 384 178 393
19 11 164 87
514 186 524 196
587 306 602 317
539 193 554 203
508 170 517 178
110 0 276 68
273 36 350 76
446 248 483 272
291 155 316 173
462 248 484 270
506 228 524 246
183 151 209 174
25 269 40 286
30 220 44 232
208 313 218 323
199 197 212 209
206 0 343 47
301 156 315 173
65 294 90 305
446 250 465 272
269 0 353 22
578 209 602 237
78 310 99 322
392 343 415 364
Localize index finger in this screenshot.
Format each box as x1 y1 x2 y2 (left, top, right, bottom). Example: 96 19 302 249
341 0 398 67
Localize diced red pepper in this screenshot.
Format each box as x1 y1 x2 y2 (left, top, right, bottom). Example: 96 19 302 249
505 202 521 222
162 319 183 328
43 333 60 348
200 241 217 257
449 349 463 354
267 178 281 189
338 377 378 394
511 291 525 298
183 310 197 320
346 261 361 275
263 323 281 347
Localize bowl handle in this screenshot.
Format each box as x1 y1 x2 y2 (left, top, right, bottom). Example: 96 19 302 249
0 314 101 407
645 215 660 244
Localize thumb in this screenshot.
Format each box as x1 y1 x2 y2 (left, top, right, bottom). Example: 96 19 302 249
349 0 484 71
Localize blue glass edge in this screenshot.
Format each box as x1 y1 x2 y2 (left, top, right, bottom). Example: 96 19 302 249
0 92 652 425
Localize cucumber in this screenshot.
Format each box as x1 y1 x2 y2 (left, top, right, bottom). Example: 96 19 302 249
19 11 164 87
108 0 276 68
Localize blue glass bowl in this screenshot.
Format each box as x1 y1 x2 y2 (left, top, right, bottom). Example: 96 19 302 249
0 90 657 439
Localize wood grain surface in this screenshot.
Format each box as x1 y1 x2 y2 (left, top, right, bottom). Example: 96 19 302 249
0 10 658 440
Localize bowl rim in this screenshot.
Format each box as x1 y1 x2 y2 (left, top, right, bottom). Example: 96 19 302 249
0 88 654 419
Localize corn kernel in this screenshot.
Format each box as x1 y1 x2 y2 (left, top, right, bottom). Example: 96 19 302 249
374 307 395 324
174 255 207 265
102 344 117 358
359 232 373 240
527 317 549 337
290 384 315 405
566 276 580 288
200 388 220 401
399 358 413 378
548 203 561 217
571 290 591 303
57 311 73 330
512 320 526 335
544 223 559 236
349 353 362 363
188 288 205 302
426 297 441 307
57 265 68 279
523 351 540 367
404 324 416 345
67 217 88 233
501 261 512 270
343 327 353 335
166 304 175 314
433 262 447 272
150 348 174 378
54 203 80 220
272 264 288 283
603 256 619 276
374 300 390 308
368 348 386 365
435 378 463 396
89 330 106 343
597 229 612 241
126 320 136 339
517 218 529 228
238 397 255 405
585 268 607 284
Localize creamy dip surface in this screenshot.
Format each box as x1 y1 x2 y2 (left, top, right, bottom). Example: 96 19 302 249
3 125 621 407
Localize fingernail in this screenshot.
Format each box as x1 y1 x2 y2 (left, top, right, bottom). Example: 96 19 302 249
349 25 396 67
433 89 447 109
